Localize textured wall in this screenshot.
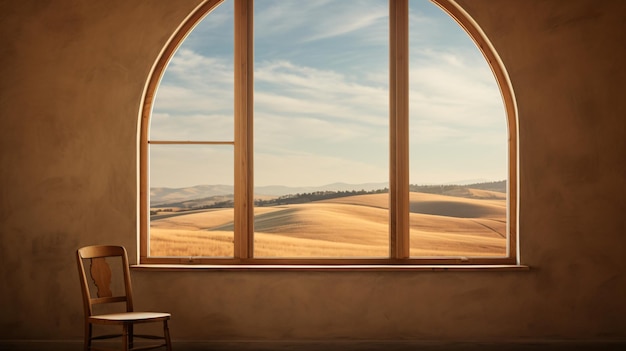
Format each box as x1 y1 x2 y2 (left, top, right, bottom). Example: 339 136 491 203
1 0 625 342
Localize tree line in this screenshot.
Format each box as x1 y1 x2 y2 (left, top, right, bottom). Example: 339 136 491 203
153 180 506 213
194 189 388 209
409 180 506 195
255 188 389 207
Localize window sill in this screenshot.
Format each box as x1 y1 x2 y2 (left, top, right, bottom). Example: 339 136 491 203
131 264 529 272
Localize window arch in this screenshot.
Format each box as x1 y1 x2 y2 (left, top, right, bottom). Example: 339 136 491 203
139 0 518 265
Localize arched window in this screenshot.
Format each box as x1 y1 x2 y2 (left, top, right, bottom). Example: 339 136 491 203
139 0 518 266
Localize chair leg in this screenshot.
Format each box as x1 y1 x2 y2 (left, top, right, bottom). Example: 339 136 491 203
84 322 92 351
163 320 172 351
128 324 134 350
122 324 129 351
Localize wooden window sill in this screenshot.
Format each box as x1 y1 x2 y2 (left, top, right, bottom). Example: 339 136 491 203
131 264 529 272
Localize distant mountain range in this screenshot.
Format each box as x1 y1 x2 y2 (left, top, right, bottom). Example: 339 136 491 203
150 182 388 205
150 180 505 206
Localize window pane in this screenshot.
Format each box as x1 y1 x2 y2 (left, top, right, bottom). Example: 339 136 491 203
409 0 507 257
253 0 389 258
148 1 235 259
149 144 234 258
150 1 234 142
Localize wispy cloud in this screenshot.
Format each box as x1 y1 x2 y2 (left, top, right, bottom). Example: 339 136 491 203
255 0 387 43
255 60 387 125
409 49 505 148
156 49 233 112
152 49 233 140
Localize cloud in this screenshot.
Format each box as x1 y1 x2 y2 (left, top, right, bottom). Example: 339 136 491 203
149 144 234 187
155 49 233 114
149 112 233 141
255 0 387 43
255 60 387 126
409 47 506 145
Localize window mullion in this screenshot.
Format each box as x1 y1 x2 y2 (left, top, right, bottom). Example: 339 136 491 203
234 0 254 259
389 0 410 259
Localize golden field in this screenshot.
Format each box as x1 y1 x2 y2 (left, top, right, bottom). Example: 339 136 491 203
149 190 507 258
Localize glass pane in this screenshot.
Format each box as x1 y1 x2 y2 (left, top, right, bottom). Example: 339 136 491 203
148 1 235 259
149 144 234 258
253 0 389 258
409 0 507 257
151 0 234 142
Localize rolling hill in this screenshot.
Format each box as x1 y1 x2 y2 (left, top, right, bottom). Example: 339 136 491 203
149 191 507 258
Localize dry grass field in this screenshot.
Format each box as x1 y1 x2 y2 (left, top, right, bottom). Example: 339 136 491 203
149 190 507 258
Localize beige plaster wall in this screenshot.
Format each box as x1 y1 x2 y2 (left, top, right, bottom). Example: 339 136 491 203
1 0 624 342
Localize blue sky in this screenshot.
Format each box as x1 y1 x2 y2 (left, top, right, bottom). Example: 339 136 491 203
150 0 507 189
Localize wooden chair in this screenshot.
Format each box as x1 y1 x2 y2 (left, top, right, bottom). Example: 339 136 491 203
76 245 172 351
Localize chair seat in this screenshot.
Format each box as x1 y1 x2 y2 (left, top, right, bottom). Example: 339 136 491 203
89 312 171 324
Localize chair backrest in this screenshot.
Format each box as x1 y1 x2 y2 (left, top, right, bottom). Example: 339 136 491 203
76 245 135 317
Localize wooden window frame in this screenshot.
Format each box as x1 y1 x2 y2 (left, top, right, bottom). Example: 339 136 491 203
138 0 519 266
